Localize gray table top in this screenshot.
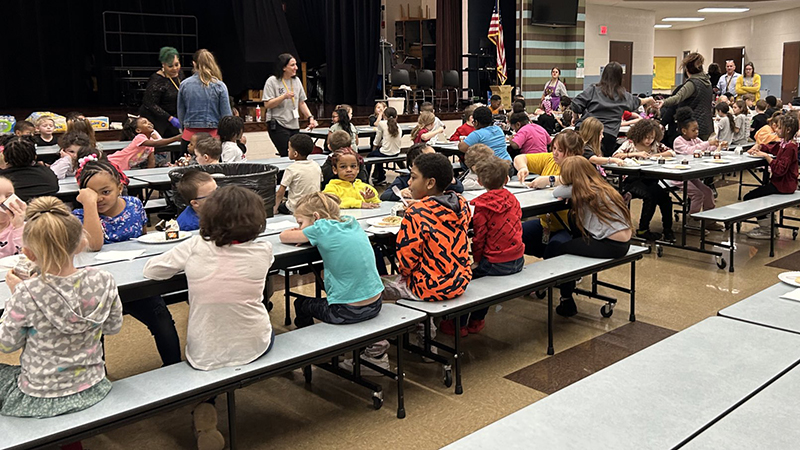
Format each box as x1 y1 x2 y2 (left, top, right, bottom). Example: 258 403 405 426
718 282 800 334
682 362 800 449
603 150 765 181
300 124 413 139
56 178 149 197
442 317 800 450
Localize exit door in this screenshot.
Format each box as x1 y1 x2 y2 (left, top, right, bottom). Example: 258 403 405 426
609 41 633 92
782 42 800 103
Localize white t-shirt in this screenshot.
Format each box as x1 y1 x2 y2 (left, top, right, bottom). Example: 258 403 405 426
262 76 307 129
221 141 243 163
143 236 274 371
373 120 403 156
429 117 445 144
281 159 322 211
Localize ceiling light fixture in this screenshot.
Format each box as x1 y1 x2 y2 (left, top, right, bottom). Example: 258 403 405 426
662 17 705 22
654 24 673 28
698 7 750 13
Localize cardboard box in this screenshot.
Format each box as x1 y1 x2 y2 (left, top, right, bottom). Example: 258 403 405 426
490 85 514 110
87 116 110 131
26 112 67 132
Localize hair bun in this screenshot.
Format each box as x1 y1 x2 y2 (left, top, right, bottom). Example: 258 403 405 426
675 107 694 124
26 196 70 221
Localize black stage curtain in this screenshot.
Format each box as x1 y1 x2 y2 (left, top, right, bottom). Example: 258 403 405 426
436 0 463 89
324 0 381 106
284 0 327 71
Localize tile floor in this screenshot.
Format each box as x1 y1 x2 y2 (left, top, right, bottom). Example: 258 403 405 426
3 129 799 449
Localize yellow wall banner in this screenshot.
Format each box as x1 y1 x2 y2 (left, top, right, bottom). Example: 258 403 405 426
653 57 677 90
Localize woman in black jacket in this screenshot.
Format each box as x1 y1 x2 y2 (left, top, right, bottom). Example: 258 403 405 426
139 47 184 138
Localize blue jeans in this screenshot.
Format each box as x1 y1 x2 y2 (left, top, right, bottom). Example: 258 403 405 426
465 256 525 324
522 218 572 258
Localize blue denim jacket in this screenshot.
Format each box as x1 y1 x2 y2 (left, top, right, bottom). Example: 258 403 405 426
177 74 233 129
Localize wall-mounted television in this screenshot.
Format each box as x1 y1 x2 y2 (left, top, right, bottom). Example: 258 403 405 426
531 0 578 28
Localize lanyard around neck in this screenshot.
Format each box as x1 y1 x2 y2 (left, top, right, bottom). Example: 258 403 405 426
282 78 296 107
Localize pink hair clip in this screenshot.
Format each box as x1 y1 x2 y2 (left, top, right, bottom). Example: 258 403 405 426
78 154 98 169
0 145 4 154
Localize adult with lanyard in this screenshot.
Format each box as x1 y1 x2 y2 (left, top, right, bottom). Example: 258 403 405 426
542 67 568 111
176 49 232 153
658 52 714 140
139 46 183 138
736 62 761 102
262 53 318 157
716 59 740 100
570 62 657 157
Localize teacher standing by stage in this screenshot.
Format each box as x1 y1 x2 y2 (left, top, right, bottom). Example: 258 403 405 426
139 46 183 138
262 53 318 157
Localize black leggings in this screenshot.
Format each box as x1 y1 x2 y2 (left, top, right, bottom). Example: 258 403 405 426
744 183 783 220
544 237 631 298
623 178 673 231
601 133 619 157
268 123 299 157
123 296 182 366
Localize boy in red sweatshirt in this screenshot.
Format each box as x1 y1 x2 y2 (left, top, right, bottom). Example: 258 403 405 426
440 157 524 336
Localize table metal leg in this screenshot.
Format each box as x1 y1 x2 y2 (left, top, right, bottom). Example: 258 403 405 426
770 211 776 257
284 271 291 326
454 314 463 395
396 333 406 418
227 390 237 450
681 180 689 247
629 262 636 322
729 225 736 273
547 288 554 355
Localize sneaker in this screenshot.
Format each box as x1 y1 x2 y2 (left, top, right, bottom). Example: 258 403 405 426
662 229 676 242
636 229 662 241
706 221 725 231
439 319 468 337
467 319 485 334
339 353 390 376
555 297 578 317
746 227 776 240
192 403 225 450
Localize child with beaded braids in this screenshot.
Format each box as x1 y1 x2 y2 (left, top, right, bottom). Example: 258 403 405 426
322 147 380 209
72 159 182 367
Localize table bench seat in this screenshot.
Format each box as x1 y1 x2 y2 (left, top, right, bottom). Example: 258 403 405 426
397 245 649 394
0 304 425 450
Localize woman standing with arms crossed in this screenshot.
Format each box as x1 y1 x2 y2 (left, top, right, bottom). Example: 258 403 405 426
263 53 319 157
736 62 762 102
570 62 657 157
139 46 183 138
177 49 232 153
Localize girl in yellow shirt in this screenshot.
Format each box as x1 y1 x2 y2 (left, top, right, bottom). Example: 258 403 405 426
323 147 381 209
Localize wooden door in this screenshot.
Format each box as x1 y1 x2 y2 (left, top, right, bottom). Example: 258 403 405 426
609 41 633 92
782 42 800 103
713 47 745 75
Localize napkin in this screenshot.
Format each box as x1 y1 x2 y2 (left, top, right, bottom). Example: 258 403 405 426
780 288 800 302
367 226 400 234
95 250 145 262
267 220 298 230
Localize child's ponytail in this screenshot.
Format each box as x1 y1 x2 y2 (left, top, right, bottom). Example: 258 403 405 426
23 197 84 277
385 107 399 138
715 103 735 134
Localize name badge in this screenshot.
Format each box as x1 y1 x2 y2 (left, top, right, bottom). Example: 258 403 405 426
292 109 300 119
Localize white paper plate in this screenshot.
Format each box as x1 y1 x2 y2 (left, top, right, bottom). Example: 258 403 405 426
708 159 731 164
0 254 22 270
636 159 655 166
778 271 800 287
366 216 404 228
650 156 675 161
666 164 691 170
137 231 192 244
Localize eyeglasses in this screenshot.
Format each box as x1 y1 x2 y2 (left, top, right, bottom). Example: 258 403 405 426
194 186 219 201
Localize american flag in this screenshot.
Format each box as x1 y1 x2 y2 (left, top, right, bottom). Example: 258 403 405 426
487 0 507 85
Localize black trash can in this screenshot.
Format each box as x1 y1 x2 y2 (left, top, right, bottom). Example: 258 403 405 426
168 163 278 218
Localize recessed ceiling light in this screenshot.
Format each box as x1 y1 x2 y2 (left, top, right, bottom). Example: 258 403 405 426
662 17 705 22
698 7 750 13
654 24 673 29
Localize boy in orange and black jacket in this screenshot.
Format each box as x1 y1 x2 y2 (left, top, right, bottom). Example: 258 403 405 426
382 152 472 341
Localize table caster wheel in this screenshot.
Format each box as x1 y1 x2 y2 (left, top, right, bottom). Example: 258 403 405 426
372 392 384 410
443 368 453 388
716 256 727 270
600 303 614 318
793 229 798 240
266 301 274 312
656 245 663 257
303 365 312 384
535 290 547 299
